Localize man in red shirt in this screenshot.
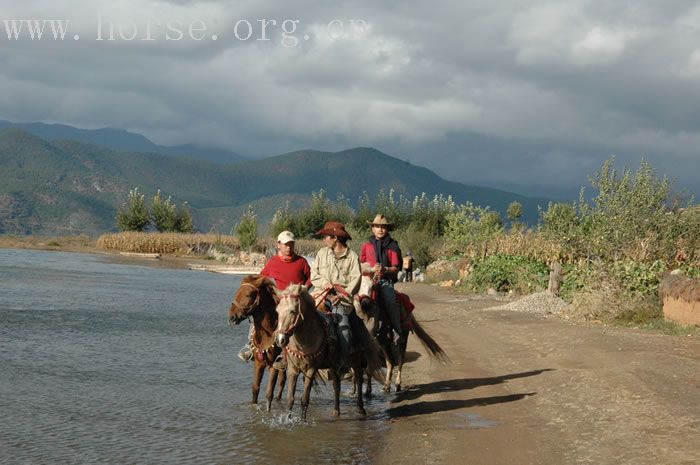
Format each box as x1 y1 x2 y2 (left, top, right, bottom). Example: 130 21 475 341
238 230 311 362
260 230 312 290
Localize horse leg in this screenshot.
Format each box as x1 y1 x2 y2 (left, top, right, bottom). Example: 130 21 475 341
354 360 366 416
286 367 300 414
331 370 341 417
364 368 373 398
349 369 357 396
383 349 394 393
276 367 286 401
301 369 317 421
265 367 278 412
395 335 408 392
252 360 264 404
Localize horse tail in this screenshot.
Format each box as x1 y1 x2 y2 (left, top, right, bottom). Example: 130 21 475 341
355 319 384 376
409 314 449 363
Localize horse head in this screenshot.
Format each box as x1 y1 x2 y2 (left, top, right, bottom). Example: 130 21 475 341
228 275 277 325
275 283 313 347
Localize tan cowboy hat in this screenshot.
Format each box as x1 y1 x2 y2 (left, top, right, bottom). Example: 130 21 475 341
315 221 352 240
367 214 395 230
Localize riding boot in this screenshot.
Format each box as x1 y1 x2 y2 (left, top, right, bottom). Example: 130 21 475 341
272 351 287 370
237 325 255 362
379 280 403 338
237 343 253 362
334 304 352 373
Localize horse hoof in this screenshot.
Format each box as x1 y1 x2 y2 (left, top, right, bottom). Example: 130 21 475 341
396 384 402 392
358 408 367 416
381 385 390 393
364 391 373 399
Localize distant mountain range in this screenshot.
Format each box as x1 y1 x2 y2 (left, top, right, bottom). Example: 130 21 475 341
0 120 246 165
0 125 550 235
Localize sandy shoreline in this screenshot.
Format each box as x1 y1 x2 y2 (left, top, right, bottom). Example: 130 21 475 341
376 283 700 465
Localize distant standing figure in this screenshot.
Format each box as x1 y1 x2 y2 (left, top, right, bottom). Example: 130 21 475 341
403 251 414 282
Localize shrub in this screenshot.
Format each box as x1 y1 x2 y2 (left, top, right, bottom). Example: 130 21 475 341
151 190 177 232
235 206 258 250
463 254 549 293
116 188 150 231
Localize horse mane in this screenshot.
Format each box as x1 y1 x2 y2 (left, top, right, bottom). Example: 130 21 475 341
242 274 279 302
280 283 316 313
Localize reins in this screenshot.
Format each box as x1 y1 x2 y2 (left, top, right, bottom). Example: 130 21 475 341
277 292 329 360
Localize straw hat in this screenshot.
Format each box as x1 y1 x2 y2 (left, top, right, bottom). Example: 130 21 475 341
367 214 395 231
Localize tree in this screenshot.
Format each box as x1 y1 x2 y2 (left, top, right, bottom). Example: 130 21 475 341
151 190 177 232
174 202 194 233
116 188 150 231
507 201 523 229
235 206 258 250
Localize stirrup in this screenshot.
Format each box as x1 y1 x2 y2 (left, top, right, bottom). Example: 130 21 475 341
237 345 253 362
272 354 287 370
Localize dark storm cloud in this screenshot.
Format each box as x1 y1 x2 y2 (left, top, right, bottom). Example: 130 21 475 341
0 0 698 195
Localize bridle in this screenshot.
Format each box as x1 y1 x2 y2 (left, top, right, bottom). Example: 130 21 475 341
230 282 262 319
277 292 329 361
277 293 304 338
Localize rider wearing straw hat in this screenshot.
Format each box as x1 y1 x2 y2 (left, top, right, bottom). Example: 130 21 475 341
360 214 404 339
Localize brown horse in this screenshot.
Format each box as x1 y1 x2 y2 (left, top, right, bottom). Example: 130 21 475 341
227 275 286 411
275 284 381 420
357 288 447 394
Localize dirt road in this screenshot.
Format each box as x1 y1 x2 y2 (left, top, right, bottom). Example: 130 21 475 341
377 283 700 465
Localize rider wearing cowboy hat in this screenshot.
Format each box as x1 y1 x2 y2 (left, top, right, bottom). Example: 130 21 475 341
310 221 363 374
360 214 404 339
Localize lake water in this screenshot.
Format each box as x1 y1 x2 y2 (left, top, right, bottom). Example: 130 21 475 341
0 249 390 465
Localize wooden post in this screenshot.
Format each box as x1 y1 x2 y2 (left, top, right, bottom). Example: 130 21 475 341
548 261 563 296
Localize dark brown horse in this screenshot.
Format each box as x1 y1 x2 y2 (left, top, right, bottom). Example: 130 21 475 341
357 287 447 394
275 284 382 420
228 275 286 411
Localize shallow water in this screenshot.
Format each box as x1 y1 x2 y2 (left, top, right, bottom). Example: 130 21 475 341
0 249 390 465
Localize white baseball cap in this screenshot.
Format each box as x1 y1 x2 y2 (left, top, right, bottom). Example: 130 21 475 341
277 230 295 244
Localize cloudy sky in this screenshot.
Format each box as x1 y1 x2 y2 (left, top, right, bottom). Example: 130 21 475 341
1 1 699 198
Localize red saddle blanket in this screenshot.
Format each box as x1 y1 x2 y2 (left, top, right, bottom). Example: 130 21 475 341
396 291 415 330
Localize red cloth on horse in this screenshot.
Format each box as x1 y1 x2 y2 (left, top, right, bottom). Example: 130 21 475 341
396 291 415 330
260 255 311 290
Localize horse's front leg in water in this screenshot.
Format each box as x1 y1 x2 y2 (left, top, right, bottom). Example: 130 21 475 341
287 367 300 414
354 361 366 416
265 367 278 412
301 368 316 421
365 368 373 398
331 370 341 417
276 368 286 401
252 360 264 404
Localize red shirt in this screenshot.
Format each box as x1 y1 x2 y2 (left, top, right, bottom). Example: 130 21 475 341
260 255 312 290
360 242 401 268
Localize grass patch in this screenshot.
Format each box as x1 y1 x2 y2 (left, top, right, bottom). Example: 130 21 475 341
615 317 699 337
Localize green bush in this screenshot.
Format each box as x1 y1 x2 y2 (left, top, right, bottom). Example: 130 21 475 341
235 206 258 250
116 188 150 231
464 254 549 293
151 190 177 232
